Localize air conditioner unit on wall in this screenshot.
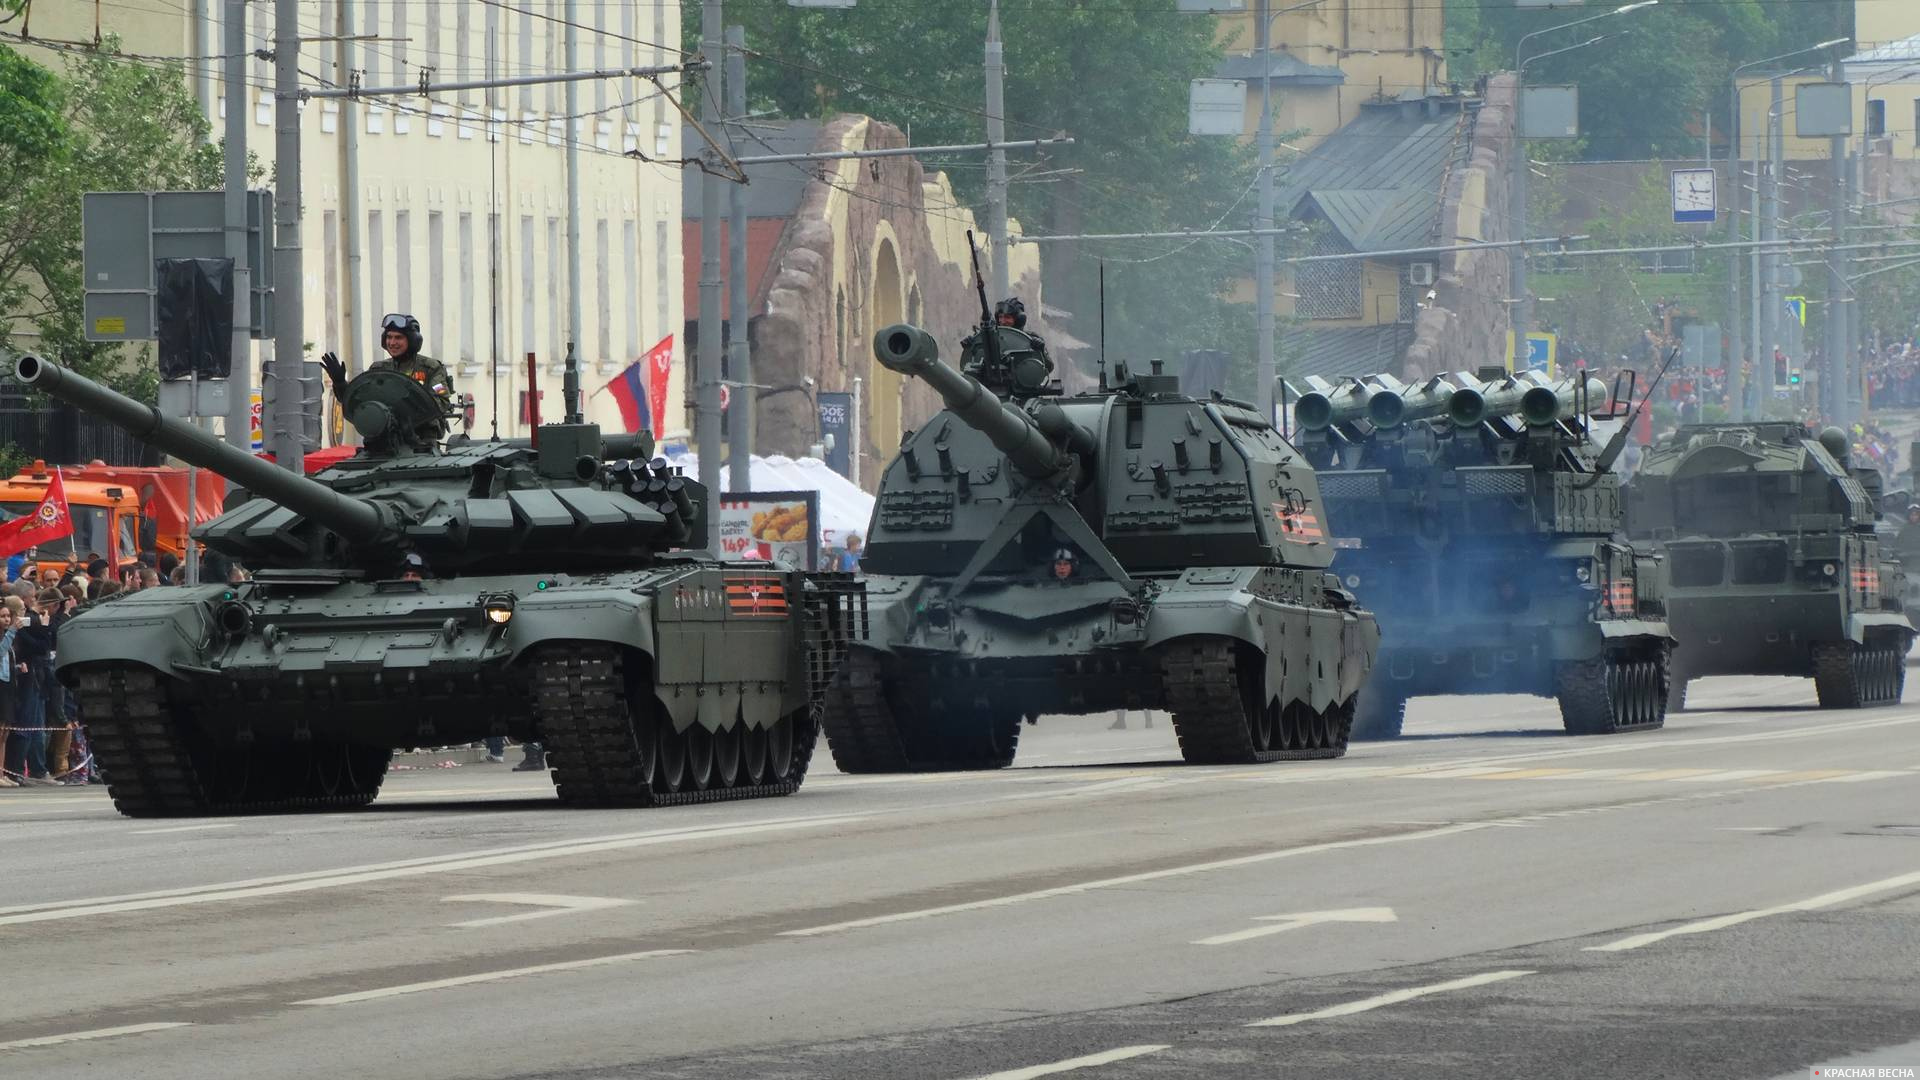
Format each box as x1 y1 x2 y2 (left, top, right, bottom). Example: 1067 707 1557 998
1406 263 1437 287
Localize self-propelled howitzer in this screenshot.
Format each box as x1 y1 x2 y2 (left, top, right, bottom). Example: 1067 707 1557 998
20 354 864 817
822 323 1379 773
1296 368 1674 740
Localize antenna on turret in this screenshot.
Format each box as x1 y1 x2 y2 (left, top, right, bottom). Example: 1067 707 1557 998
1589 346 1680 479
1098 261 1107 392
563 341 583 424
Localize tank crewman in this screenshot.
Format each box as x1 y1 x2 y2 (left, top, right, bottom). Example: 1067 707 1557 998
319 312 455 406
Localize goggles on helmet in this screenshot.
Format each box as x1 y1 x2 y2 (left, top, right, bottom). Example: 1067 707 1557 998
381 313 417 332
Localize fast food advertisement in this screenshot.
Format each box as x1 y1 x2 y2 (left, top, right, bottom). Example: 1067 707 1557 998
715 490 821 570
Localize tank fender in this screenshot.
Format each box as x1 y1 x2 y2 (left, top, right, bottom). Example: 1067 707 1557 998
1849 611 1917 646
837 573 927 657
52 589 225 683
1145 568 1373 712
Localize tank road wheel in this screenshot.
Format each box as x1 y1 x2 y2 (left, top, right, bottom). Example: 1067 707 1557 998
713 722 744 788
1667 667 1691 714
1556 646 1669 736
1349 693 1409 742
1812 642 1866 709
742 723 771 785
306 743 394 801
534 644 816 807
920 700 1022 771
1160 639 1348 764
765 702 821 790
821 650 914 773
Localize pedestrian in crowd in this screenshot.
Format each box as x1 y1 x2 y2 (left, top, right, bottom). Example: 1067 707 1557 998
156 551 179 583
169 566 187 586
6 547 28 583
7 589 57 784
227 562 248 585
9 579 34 604
95 579 122 601
84 558 109 599
837 533 863 574
138 568 161 591
0 601 17 787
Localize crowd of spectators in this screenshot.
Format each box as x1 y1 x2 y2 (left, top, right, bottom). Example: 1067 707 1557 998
0 546 247 787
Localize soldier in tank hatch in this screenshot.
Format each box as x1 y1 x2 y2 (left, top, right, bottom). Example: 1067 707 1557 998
320 313 454 406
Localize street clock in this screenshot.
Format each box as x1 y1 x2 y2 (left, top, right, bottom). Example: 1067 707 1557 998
1670 168 1715 224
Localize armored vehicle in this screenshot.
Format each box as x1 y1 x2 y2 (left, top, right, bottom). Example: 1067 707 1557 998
1294 368 1674 739
19 353 863 816
1625 422 1912 709
821 321 1379 772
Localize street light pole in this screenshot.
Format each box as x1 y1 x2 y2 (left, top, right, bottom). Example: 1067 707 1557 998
1255 0 1276 424
696 0 725 545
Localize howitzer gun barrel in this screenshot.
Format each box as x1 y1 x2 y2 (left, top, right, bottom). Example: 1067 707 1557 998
873 324 1076 480
13 354 389 544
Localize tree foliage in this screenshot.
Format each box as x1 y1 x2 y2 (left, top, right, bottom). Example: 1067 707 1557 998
690 0 1260 390
0 40 222 401
1447 0 1852 160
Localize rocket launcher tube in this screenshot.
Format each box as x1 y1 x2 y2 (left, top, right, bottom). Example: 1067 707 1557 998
873 324 1077 481
1295 376 1383 431
13 354 392 545
1365 375 1462 429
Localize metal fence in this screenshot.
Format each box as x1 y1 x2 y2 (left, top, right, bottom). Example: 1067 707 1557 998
0 382 161 467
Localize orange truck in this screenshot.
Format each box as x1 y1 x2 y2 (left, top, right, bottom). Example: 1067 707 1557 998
0 460 225 578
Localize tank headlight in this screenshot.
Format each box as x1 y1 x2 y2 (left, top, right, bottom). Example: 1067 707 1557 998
1822 563 1838 577
1575 564 1592 584
1344 573 1361 589
482 596 515 625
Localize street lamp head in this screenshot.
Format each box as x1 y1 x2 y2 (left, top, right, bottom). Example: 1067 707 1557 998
1815 37 1850 51
1613 1 1658 14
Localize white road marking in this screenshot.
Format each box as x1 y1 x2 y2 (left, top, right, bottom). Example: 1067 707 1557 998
1415 712 1920 773
781 822 1486 937
1716 827 1785 832
131 823 238 835
443 892 636 928
0 813 865 927
1193 906 1397 946
292 948 692 1006
1246 970 1534 1027
0 1022 193 1051
967 1045 1172 1080
1588 869 1920 952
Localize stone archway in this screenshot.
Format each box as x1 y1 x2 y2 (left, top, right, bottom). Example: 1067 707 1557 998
865 236 906 480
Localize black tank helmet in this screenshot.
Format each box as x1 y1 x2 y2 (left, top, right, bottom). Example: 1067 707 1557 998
381 312 424 357
994 297 1027 329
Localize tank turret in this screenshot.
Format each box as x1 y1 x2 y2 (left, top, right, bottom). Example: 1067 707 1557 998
873 324 1083 482
14 354 702 574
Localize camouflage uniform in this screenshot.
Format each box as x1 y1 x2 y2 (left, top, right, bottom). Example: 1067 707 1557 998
372 352 454 404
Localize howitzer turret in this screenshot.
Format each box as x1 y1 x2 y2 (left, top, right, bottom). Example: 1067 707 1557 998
873 324 1084 482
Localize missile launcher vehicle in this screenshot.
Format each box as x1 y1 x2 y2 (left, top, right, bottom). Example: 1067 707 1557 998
1625 422 1913 709
820 318 1379 773
1294 368 1675 739
19 352 863 816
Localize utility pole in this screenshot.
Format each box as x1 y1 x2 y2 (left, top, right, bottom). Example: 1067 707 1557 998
1826 54 1848 427
270 0 305 472
1255 0 1277 424
1725 83 1746 421
222 0 252 457
338 0 366 415
696 0 725 546
1764 76 1784 413
985 0 1011 299
565 0 585 397
725 25 752 490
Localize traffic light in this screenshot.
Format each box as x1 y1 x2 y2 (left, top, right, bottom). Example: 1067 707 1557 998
1774 354 1790 387
1789 369 1803 387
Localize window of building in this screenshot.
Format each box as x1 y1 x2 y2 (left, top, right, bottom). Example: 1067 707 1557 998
520 215 536 356
396 210 413 312
455 0 472 105
458 212 476 365
1868 98 1886 137
1296 227 1363 320
369 211 386 333
624 220 640 361
595 0 608 115
428 211 446 362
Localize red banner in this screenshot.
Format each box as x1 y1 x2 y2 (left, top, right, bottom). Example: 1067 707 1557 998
643 334 674 437
0 470 74 560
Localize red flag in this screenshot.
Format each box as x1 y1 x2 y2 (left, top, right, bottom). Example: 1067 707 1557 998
643 334 674 437
0 470 74 560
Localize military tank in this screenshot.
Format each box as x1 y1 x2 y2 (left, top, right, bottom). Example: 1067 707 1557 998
1625 422 1913 709
820 319 1379 772
17 352 863 816
1294 368 1675 739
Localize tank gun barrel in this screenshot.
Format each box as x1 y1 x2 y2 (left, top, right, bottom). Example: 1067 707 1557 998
872 324 1076 480
14 354 390 544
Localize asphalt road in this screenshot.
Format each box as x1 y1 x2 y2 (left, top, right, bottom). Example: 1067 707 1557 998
3 674 1919 1080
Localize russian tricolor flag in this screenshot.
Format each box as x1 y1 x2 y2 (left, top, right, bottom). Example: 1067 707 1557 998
605 359 649 433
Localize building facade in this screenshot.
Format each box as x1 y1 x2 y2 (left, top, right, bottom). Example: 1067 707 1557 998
18 0 686 443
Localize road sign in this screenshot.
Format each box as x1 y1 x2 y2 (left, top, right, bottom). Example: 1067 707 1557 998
1518 86 1580 140
1670 168 1715 224
1506 330 1557 376
1188 79 1246 136
81 190 274 342
717 383 732 412
1785 296 1807 326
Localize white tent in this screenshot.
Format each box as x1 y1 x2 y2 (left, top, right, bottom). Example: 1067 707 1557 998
665 452 875 551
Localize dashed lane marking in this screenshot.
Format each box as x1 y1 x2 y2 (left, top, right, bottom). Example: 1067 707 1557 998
292 949 693 1006
780 822 1488 938
0 1023 193 1052
1247 970 1535 1027
967 1045 1172 1080
1587 869 1920 952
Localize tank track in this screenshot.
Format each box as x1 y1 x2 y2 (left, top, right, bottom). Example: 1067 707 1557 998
534 644 816 808
75 664 390 818
1161 638 1350 764
822 651 1020 772
1554 643 1669 736
1812 641 1906 708
1348 692 1408 741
